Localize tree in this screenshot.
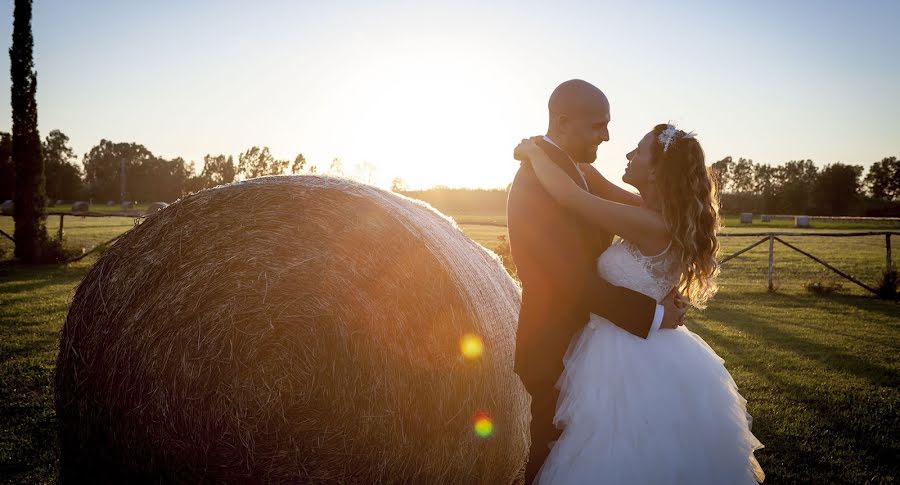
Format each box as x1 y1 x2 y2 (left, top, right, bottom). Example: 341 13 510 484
42 129 82 201
778 160 818 213
814 163 863 215
710 156 732 194
730 158 755 194
752 163 779 213
130 156 191 201
201 154 236 186
352 161 376 184
865 156 900 201
10 0 51 262
82 140 156 201
0 132 12 200
328 158 344 177
290 154 306 174
237 146 287 179
390 177 407 192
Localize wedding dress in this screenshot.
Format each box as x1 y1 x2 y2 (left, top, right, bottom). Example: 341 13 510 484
535 239 765 484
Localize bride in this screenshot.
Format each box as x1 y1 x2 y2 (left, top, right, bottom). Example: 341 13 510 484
514 124 764 484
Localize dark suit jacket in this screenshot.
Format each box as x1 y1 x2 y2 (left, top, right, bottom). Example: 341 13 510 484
507 139 657 387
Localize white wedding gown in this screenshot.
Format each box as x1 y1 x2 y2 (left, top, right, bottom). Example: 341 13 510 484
535 239 765 485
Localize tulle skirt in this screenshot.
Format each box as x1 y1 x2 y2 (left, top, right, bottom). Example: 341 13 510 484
534 318 764 485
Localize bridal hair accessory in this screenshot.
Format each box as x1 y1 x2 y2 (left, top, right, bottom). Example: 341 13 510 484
658 123 697 152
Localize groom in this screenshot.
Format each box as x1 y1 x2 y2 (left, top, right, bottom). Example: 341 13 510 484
507 79 687 483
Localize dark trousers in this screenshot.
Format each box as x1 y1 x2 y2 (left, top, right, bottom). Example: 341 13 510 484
524 381 562 484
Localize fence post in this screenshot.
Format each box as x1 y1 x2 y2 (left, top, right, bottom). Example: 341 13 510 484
767 235 775 292
888 233 893 272
58 214 65 241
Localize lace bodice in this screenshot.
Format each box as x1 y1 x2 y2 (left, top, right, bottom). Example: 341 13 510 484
597 238 680 303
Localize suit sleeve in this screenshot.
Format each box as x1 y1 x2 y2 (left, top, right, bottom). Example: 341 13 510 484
509 163 657 339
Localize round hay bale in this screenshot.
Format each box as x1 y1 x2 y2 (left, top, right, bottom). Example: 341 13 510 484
71 201 90 213
56 175 529 484
795 215 811 228
739 212 753 224
144 201 168 216
0 200 12 215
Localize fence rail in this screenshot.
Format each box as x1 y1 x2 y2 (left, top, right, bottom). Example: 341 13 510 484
2 213 897 295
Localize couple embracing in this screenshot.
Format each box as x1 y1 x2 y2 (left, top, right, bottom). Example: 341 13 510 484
507 79 764 484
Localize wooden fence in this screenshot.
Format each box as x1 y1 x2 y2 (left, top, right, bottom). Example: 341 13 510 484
717 232 895 295
2 213 897 295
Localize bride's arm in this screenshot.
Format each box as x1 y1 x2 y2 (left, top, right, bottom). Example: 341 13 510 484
516 140 668 253
579 163 643 207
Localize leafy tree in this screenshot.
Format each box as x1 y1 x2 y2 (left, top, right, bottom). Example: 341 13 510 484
710 156 732 193
778 159 818 213
202 154 236 185
752 163 779 213
10 0 51 262
237 146 287 179
352 161 376 184
130 156 191 201
0 132 12 200
865 156 899 201
290 154 306 174
42 129 82 201
730 158 755 194
237 146 272 179
390 177 407 192
328 158 344 176
82 140 156 201
814 163 863 215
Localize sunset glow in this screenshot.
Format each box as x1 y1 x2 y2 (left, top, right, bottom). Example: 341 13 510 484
0 2 896 190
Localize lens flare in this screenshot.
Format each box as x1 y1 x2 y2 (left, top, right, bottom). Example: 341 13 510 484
473 411 494 438
460 333 484 360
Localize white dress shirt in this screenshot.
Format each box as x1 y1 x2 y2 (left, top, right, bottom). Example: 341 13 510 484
541 135 665 334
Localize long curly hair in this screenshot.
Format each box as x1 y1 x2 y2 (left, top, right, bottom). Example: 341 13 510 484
650 124 721 308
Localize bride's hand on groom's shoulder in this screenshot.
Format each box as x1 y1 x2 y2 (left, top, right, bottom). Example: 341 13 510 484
660 289 690 329
513 136 543 162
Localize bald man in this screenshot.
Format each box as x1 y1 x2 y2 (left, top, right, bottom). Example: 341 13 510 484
507 79 685 483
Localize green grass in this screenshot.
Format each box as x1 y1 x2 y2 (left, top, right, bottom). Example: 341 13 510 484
0 211 898 483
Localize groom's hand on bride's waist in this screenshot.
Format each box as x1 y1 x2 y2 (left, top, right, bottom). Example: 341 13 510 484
660 289 689 329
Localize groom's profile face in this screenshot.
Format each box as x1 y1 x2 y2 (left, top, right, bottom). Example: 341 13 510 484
553 94 610 164
564 100 610 164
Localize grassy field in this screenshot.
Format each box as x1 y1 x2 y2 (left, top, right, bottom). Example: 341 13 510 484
0 209 898 483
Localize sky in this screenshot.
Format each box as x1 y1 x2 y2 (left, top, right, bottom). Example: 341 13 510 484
0 0 898 189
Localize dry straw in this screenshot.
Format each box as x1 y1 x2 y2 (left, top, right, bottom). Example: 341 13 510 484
55 175 529 483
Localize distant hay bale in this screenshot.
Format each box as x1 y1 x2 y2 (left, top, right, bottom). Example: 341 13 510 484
121 200 135 210
740 212 753 224
144 201 168 215
106 200 115 206
795 215 811 228
1 200 12 215
55 175 529 484
71 201 89 213
761 214 771 222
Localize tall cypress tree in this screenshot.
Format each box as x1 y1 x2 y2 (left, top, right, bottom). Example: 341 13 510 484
10 0 49 262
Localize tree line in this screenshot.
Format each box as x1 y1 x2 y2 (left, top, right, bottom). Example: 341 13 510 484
2 132 896 217
0 130 380 203
710 156 899 216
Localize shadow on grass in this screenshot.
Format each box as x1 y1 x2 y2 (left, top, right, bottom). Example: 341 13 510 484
0 261 89 484
690 297 899 482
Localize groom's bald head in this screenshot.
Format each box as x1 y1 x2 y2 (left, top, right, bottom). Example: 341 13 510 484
546 79 610 164
548 79 608 117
